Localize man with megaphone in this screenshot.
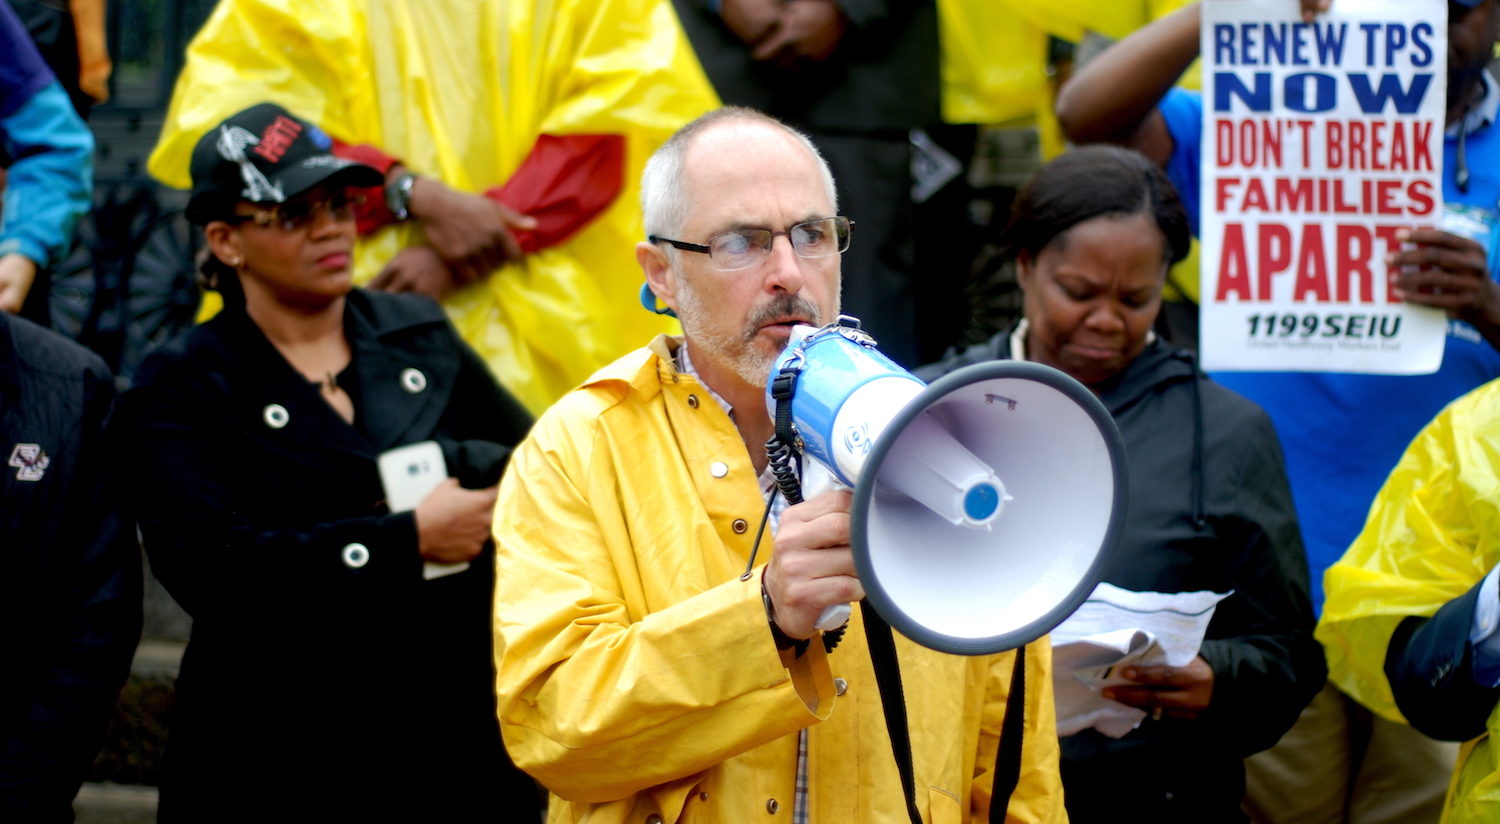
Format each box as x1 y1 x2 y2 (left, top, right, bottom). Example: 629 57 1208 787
491 107 1067 822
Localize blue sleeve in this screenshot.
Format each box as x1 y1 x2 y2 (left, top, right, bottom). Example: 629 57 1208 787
1159 87 1203 238
0 1 52 117
0 81 93 269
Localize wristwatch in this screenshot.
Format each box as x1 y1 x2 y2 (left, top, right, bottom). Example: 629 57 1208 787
384 171 419 221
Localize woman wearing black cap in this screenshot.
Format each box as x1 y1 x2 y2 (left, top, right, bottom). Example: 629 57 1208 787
121 103 540 821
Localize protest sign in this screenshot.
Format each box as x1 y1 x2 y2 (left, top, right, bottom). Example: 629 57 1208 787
1200 0 1447 374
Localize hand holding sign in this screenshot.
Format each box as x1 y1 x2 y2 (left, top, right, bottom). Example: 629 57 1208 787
1299 0 1332 24
1389 227 1500 345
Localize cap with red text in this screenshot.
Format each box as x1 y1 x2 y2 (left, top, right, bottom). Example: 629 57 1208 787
185 102 382 224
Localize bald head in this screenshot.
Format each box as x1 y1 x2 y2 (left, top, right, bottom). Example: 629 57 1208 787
634 107 845 407
641 107 838 241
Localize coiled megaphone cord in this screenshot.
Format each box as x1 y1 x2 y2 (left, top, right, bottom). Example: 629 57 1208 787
766 434 805 506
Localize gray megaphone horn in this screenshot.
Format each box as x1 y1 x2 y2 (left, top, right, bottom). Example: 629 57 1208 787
764 316 1127 655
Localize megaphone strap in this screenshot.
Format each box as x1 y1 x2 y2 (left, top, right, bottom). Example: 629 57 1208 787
865 603 1030 824
769 367 803 483
863 607 924 824
989 650 1028 823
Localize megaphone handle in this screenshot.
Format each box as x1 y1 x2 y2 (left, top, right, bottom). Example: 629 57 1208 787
816 603 852 631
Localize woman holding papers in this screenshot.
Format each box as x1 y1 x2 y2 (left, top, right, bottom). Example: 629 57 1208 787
919 145 1323 822
120 105 536 822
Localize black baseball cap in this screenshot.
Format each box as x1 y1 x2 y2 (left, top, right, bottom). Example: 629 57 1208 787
185 102 383 224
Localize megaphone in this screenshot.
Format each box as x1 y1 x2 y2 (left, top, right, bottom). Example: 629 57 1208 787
766 316 1127 656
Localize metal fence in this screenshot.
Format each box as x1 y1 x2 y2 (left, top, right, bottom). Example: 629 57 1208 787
47 0 218 382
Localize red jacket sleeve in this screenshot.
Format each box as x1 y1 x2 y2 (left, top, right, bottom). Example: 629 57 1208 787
332 140 401 236
332 134 624 253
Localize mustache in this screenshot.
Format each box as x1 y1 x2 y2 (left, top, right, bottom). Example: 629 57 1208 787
744 294 823 337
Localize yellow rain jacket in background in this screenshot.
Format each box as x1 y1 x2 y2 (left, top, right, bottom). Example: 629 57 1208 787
493 336 1066 823
148 0 718 413
936 0 1197 163
1318 379 1500 824
936 0 1048 127
1006 0 1194 46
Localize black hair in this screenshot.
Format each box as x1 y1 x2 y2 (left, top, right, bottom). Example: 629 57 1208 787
1004 144 1191 268
186 193 237 226
194 247 246 309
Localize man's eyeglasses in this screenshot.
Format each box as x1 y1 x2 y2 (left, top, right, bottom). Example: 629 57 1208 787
225 193 365 232
649 216 853 272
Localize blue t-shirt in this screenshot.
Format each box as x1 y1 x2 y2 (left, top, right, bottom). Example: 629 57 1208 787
1159 87 1500 614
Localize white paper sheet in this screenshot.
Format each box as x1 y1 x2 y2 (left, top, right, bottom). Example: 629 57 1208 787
1050 583 1231 738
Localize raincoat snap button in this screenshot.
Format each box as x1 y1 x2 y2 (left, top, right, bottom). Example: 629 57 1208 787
732 519 748 534
766 798 780 814
834 677 848 696
341 543 370 568
646 816 663 824
687 394 700 408
263 404 289 429
710 461 728 478
400 368 427 393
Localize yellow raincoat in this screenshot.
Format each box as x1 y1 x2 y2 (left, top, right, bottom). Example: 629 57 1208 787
148 0 717 413
936 0 1048 127
1318 379 1500 824
494 336 1066 823
936 0 1197 165
937 1 1204 127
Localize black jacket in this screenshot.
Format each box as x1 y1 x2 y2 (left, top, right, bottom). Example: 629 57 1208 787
121 290 537 822
0 314 140 823
920 329 1325 823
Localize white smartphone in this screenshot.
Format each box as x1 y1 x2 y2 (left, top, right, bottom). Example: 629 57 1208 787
377 440 469 580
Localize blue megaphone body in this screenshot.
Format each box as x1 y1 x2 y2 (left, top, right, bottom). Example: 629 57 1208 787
767 318 1010 529
764 316 1127 656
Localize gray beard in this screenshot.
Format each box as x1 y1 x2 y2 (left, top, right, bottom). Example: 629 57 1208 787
676 288 826 392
